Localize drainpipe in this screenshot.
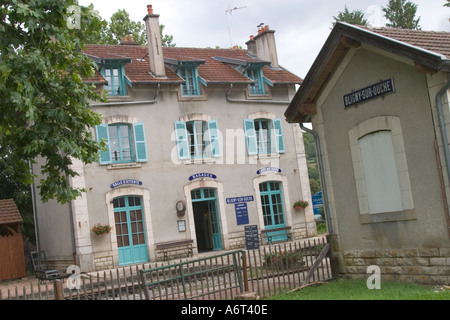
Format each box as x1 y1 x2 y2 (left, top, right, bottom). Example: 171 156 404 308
299 117 333 234
435 78 450 239
29 162 40 251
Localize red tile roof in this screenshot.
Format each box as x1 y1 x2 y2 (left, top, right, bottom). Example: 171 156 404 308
360 26 450 58
82 45 302 85
0 199 22 226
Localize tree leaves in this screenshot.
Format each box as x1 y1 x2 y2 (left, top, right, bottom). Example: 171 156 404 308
0 0 103 204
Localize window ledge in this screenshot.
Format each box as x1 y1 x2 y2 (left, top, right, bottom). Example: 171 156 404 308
359 209 417 224
105 96 133 103
178 94 208 102
107 162 142 170
182 158 218 165
250 153 281 160
246 93 272 100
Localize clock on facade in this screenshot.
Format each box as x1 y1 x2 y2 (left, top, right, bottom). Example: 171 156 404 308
176 200 186 215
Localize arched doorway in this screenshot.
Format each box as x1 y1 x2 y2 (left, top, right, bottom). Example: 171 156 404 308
191 188 222 252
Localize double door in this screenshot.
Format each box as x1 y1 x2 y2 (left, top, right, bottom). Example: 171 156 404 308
113 196 149 265
260 181 288 242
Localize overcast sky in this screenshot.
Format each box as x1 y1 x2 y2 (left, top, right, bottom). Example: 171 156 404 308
78 0 450 79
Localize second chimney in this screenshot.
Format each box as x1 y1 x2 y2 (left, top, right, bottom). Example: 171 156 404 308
252 25 279 68
143 5 165 77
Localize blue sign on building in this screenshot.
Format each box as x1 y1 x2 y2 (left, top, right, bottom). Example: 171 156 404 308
226 196 254 204
312 191 323 215
235 203 249 225
343 78 395 108
110 179 143 189
188 173 217 181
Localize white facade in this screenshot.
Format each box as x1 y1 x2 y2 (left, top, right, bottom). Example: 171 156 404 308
33 7 315 272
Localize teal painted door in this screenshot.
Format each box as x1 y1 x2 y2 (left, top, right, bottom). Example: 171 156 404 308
113 196 149 265
260 181 287 242
191 188 222 251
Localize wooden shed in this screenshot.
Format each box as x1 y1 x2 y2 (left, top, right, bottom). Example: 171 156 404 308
0 199 27 281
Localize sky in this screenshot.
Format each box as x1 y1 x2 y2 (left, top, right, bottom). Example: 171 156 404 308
77 0 450 79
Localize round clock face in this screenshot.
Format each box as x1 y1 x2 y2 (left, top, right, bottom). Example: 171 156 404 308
176 201 185 211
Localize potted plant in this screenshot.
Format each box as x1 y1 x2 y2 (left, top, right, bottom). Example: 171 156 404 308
91 223 112 235
293 200 309 210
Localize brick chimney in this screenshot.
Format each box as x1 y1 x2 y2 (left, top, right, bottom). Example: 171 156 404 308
249 24 279 67
143 5 165 77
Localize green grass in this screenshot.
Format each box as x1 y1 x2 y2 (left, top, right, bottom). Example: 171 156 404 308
267 279 450 300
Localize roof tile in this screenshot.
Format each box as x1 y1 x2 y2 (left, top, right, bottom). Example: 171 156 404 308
0 199 22 226
83 45 302 85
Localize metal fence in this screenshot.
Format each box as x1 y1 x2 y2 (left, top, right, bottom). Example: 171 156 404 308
0 236 333 300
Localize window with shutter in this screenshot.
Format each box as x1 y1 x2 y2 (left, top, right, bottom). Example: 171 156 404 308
174 120 221 160
244 118 285 155
95 123 148 165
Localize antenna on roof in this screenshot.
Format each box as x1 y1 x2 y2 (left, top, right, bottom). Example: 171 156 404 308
225 5 247 48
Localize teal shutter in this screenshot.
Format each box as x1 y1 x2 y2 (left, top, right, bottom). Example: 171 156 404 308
207 120 221 158
273 118 285 154
174 121 190 160
133 122 148 162
95 124 111 165
244 119 257 155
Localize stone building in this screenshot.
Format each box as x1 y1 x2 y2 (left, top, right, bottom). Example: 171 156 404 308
33 5 314 272
285 22 450 285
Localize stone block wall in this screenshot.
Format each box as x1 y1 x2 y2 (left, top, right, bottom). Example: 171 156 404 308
94 255 114 271
341 247 450 285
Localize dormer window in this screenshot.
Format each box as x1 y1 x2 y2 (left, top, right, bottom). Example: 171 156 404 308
177 64 201 96
102 64 127 96
245 66 265 95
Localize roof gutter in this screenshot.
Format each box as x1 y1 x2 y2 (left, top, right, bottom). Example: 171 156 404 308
299 117 333 234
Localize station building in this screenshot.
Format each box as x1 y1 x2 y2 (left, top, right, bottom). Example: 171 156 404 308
285 22 450 284
33 6 315 271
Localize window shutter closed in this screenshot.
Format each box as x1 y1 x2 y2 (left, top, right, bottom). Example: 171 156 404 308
207 120 221 158
133 122 148 162
174 121 190 160
244 119 257 155
273 118 285 154
95 124 111 165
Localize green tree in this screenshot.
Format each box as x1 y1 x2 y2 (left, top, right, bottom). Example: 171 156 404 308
333 5 369 27
99 8 176 47
382 0 421 29
102 9 147 45
0 0 104 204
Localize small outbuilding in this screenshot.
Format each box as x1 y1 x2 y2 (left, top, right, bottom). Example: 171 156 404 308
0 199 27 281
285 22 450 285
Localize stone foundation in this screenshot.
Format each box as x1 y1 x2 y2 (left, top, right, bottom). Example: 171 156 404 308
340 247 450 285
94 255 114 271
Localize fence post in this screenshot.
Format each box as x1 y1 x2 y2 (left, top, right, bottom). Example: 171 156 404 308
242 252 248 292
54 280 64 300
326 234 339 279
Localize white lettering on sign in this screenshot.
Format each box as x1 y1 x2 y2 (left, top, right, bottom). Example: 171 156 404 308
344 78 395 108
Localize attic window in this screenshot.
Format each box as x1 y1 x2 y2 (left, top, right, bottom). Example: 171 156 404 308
177 64 201 96
245 66 265 95
101 64 127 96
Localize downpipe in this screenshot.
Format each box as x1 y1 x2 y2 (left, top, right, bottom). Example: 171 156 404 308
299 118 333 234
435 79 450 240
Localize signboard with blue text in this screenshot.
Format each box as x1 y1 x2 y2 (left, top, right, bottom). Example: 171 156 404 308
226 196 254 225
312 191 323 215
